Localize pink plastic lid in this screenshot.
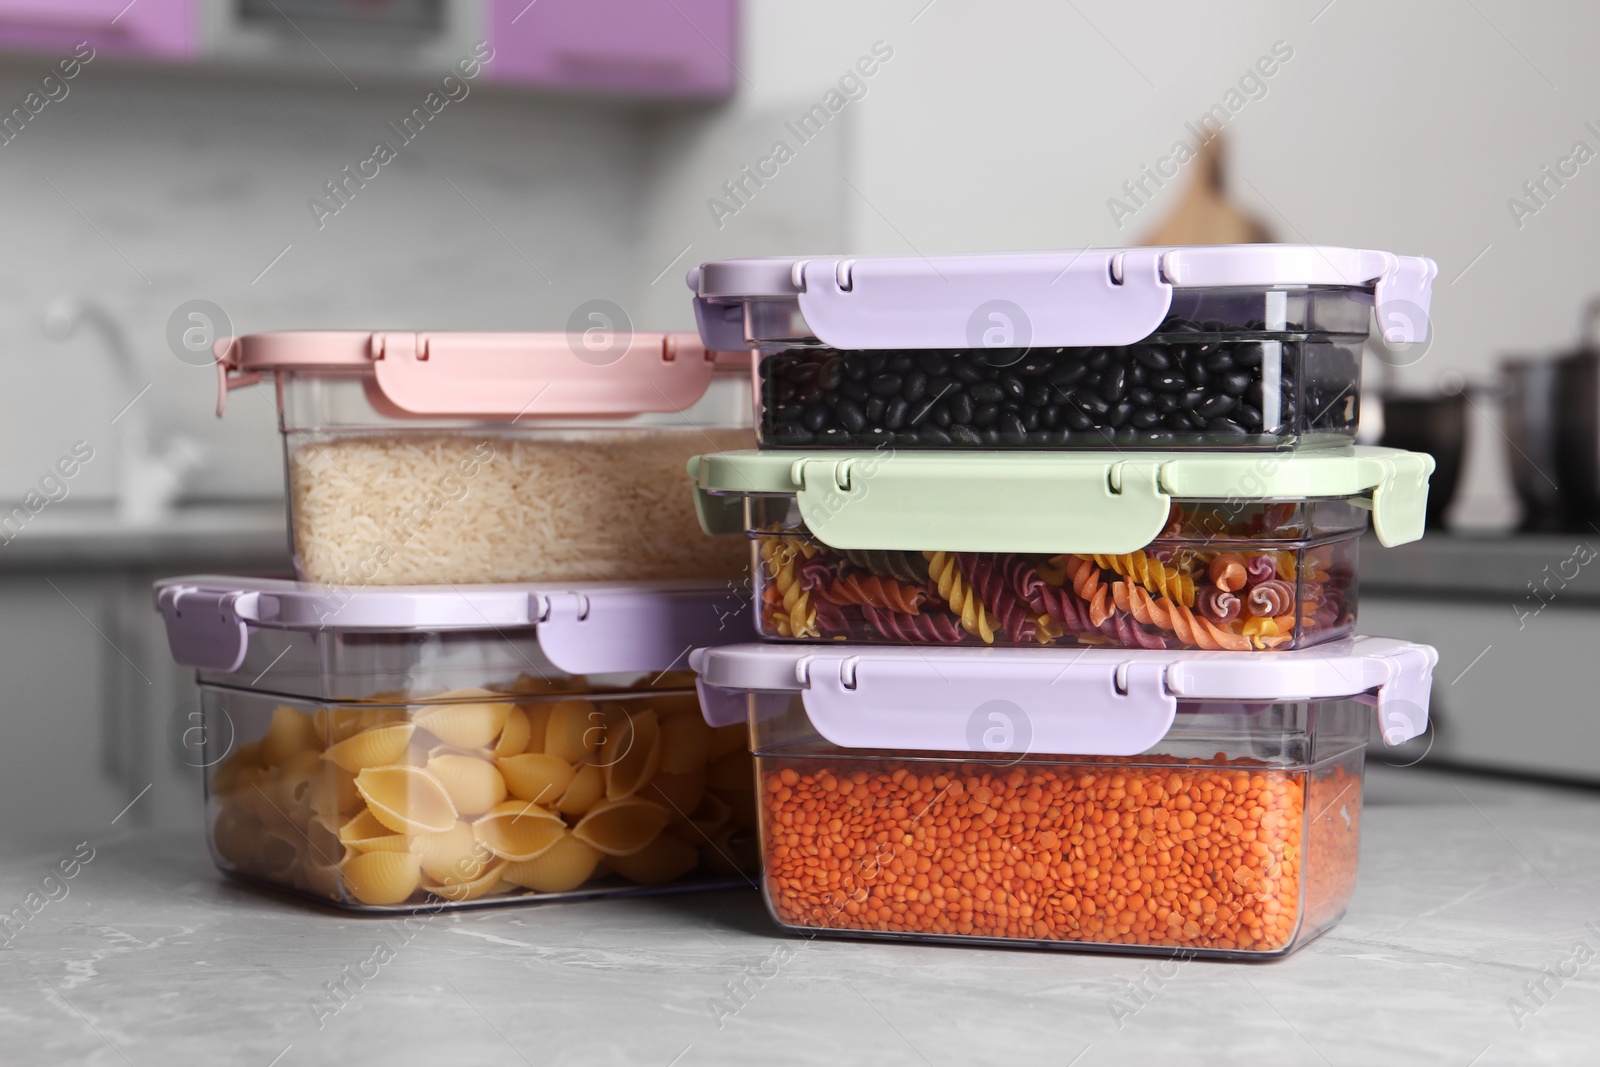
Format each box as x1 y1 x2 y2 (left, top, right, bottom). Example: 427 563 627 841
213 330 744 419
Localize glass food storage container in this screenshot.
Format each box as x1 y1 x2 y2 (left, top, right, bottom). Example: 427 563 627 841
692 636 1437 958
156 576 758 911
688 446 1433 651
215 330 755 586
688 246 1436 450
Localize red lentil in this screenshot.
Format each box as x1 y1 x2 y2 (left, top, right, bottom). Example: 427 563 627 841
758 754 1362 954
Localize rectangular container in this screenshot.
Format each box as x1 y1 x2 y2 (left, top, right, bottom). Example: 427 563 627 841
688 446 1433 651
157 576 758 911
688 246 1437 451
692 637 1437 958
216 330 755 586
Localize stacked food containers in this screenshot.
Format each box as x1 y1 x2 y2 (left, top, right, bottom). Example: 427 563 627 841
683 246 1443 957
158 330 762 909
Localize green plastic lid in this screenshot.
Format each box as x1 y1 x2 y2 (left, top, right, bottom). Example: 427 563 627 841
688 446 1433 554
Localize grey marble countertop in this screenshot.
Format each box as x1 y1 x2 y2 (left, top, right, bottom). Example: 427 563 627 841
3 778 1598 1065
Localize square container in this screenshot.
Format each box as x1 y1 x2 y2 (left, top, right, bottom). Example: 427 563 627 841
156 576 759 911
688 246 1436 450
216 330 755 585
692 637 1437 958
688 446 1433 651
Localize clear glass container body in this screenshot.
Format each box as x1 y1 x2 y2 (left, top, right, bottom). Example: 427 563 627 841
748 693 1369 958
747 498 1363 651
199 679 756 912
274 368 756 586
747 287 1368 451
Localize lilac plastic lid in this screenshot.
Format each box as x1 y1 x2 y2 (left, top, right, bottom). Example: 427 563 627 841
687 245 1437 350
691 637 1437 757
155 576 751 677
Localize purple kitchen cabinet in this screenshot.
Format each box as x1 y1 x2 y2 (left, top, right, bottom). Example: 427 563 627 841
488 0 737 100
0 0 196 60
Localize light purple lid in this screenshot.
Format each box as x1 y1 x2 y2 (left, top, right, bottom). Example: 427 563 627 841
687 245 1437 350
155 576 751 677
691 637 1436 757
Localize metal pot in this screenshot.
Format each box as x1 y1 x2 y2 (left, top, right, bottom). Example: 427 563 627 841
1502 357 1567 531
1554 301 1600 528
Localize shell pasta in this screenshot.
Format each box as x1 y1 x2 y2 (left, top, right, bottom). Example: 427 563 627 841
205 678 754 910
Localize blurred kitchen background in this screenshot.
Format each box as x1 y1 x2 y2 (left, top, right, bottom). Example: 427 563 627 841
3 0 1598 837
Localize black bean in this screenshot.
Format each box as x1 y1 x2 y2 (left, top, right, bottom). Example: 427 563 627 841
790 361 819 384
1105 401 1131 429
952 358 984 384
948 392 973 426
1041 405 1061 429
917 352 950 376
1196 394 1237 419
834 399 865 433
1207 417 1247 435
981 428 1004 445
1219 372 1251 396
1155 393 1182 414
1071 390 1110 419
1234 346 1263 368
1100 362 1128 403
862 426 895 444
1001 416 1029 441
919 427 952 445
865 353 888 375
1022 409 1041 432
1164 411 1198 431
1191 363 1211 387
794 384 821 405
1238 404 1264 430
889 354 914 374
771 422 809 442
907 397 935 427
818 358 844 391
950 424 982 445
1130 409 1162 430
843 359 867 381
972 403 999 427
1128 362 1147 387
774 382 797 404
1129 387 1155 408
969 382 1004 404
1049 363 1088 390
1064 407 1093 431
1133 347 1170 371
863 397 886 422
816 425 851 441
932 402 952 429
1181 388 1207 411
926 377 955 402
801 404 830 433
903 372 927 404
1000 374 1026 401
885 397 909 430
1086 349 1111 371
1015 358 1052 378
1026 382 1051 407
841 380 870 403
1246 381 1264 406
1206 350 1236 374
869 374 903 398
1149 373 1188 393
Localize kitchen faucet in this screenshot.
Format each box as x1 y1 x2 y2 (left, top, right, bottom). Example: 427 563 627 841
43 297 203 525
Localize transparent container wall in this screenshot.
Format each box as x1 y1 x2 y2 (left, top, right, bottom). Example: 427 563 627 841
276 372 755 587
195 625 698 702
750 694 1369 958
746 498 1363 651
202 686 757 912
747 288 1367 451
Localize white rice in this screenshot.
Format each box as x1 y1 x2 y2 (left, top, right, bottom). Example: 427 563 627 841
287 428 751 586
